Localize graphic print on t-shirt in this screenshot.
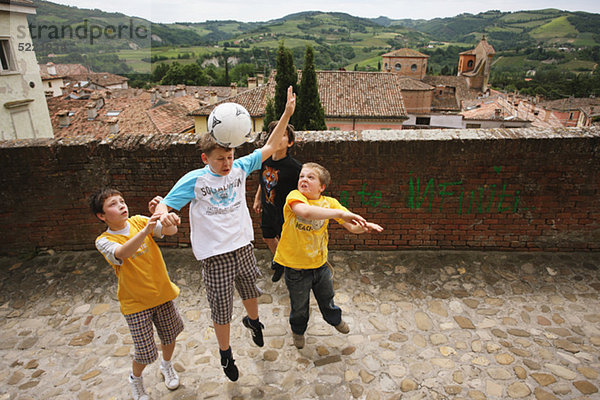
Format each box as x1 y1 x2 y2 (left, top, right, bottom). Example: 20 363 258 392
262 166 279 205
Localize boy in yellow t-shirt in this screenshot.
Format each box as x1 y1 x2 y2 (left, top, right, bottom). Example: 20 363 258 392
91 188 184 400
273 163 383 349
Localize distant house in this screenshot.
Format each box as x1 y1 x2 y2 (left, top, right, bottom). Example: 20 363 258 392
381 48 429 80
461 96 531 129
39 62 65 97
1 0 53 139
539 97 600 128
190 71 409 133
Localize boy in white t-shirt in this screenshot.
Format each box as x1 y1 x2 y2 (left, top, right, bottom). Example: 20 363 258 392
155 87 296 381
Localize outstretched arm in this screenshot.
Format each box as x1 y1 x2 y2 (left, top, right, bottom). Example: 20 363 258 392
291 201 367 227
261 86 296 162
114 214 159 260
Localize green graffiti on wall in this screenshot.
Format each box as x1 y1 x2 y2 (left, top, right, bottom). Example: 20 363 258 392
339 167 532 214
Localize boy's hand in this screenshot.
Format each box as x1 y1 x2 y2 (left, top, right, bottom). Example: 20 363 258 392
341 211 367 227
148 196 163 214
144 213 160 234
284 86 296 117
253 198 262 214
364 222 384 233
160 212 180 227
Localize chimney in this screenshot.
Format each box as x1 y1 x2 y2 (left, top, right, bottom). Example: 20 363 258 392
175 84 186 98
107 117 119 135
248 77 257 89
256 74 264 86
230 83 237 97
209 91 218 105
544 108 551 122
494 109 502 119
105 90 112 99
46 62 57 76
194 91 200 99
90 94 104 110
57 110 70 127
86 102 97 120
149 88 158 103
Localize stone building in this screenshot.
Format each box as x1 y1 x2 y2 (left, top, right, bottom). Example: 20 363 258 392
0 0 53 140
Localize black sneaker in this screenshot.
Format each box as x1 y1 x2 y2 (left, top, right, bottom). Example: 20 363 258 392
221 357 239 381
242 316 264 347
271 262 284 282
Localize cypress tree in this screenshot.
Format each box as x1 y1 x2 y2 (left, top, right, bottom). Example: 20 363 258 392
274 41 298 120
296 45 326 131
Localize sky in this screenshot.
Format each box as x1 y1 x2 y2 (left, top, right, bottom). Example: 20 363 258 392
50 0 600 24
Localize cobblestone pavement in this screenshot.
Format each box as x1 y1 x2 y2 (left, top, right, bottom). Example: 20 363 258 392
1 249 600 400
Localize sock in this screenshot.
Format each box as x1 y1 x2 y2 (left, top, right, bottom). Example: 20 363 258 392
219 347 232 361
161 359 171 368
130 372 141 380
248 317 260 329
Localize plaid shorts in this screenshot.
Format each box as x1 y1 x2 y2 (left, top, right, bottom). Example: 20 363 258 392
124 300 184 365
200 243 262 325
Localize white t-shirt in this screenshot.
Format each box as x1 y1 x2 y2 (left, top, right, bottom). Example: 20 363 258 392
162 149 262 260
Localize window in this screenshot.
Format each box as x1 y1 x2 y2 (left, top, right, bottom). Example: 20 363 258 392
466 123 481 129
467 60 474 68
411 64 417 72
416 117 431 125
0 38 16 73
395 63 401 71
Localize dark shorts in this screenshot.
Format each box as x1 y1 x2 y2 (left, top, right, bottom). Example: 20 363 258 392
124 300 184 365
260 211 283 239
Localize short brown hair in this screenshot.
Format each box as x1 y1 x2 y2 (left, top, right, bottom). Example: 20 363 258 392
303 162 331 188
90 188 122 216
266 120 295 146
200 132 231 155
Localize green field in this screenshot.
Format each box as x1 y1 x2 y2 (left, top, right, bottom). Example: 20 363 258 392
530 16 578 40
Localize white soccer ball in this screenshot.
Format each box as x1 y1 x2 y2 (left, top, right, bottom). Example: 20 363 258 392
207 102 253 148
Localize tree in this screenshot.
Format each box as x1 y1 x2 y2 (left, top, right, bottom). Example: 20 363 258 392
151 63 170 82
263 96 276 131
274 42 298 121
296 45 327 131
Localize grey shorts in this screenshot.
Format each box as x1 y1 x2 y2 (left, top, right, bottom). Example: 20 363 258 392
200 244 262 325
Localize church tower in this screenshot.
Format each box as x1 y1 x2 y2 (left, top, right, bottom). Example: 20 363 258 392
457 36 495 92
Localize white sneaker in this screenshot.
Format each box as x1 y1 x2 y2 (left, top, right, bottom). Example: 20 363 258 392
128 374 149 400
160 361 180 390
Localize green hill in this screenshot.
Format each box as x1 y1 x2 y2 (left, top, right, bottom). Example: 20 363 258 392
27 1 600 77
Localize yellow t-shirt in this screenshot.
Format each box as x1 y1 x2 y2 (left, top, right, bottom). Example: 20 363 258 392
274 190 348 269
95 215 180 315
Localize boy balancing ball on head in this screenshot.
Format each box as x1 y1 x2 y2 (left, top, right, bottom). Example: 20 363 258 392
273 162 383 349
155 87 296 381
91 189 184 400
253 120 302 283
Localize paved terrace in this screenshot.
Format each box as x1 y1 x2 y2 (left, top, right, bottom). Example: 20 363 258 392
1 249 600 400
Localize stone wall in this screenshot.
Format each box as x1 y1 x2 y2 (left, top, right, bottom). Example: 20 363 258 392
1 127 599 254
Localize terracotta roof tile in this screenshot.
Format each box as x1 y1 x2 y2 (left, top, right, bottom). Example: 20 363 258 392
314 71 407 118
38 63 91 76
47 89 194 138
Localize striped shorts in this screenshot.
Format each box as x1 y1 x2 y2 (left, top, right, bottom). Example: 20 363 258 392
124 300 184 365
200 243 262 325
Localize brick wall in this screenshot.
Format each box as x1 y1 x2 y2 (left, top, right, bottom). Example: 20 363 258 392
1 127 598 254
